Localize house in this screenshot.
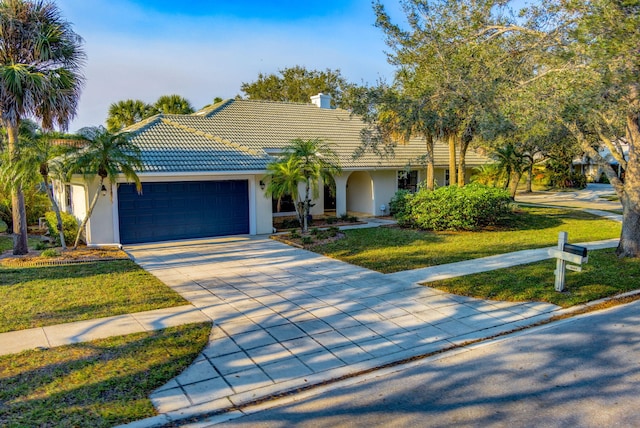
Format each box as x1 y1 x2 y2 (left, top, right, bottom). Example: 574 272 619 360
574 141 628 182
57 94 489 246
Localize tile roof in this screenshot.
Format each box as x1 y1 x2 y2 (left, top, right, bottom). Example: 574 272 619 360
125 99 489 173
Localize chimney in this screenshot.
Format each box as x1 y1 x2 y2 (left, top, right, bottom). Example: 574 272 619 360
310 93 332 109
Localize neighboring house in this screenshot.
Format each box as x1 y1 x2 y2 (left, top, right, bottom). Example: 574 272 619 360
56 94 489 246
574 141 628 182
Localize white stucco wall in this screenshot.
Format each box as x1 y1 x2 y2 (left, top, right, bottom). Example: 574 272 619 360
254 175 274 234
346 171 373 215
370 170 397 216
70 184 87 223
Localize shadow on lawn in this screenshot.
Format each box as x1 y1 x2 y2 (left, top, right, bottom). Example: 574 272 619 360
0 322 211 427
0 260 140 286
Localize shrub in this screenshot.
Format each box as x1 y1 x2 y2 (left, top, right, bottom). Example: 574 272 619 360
27 192 50 225
327 226 339 236
326 216 337 224
44 211 80 247
301 236 314 245
41 248 59 258
277 217 300 230
310 227 320 236
289 231 300 239
389 189 414 226
408 184 514 231
0 219 6 233
0 203 12 231
34 241 50 250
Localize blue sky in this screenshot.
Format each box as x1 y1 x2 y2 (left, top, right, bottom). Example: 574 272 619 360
55 0 402 131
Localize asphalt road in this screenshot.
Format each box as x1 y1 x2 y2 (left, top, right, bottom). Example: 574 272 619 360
207 300 640 428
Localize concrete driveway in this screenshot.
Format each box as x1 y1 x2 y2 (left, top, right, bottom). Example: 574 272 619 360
125 235 559 425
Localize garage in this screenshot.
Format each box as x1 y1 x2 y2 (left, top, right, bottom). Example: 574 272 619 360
118 180 249 244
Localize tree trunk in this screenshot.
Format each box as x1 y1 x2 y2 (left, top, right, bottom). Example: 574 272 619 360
43 175 67 250
73 182 102 249
503 167 511 190
426 160 435 190
617 204 640 257
425 135 435 190
303 178 311 232
525 162 533 193
616 112 640 257
11 188 29 254
7 124 28 255
509 171 522 200
457 136 469 186
447 133 456 186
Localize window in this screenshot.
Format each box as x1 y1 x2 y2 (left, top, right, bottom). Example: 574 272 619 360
398 171 418 192
272 194 296 213
65 185 73 213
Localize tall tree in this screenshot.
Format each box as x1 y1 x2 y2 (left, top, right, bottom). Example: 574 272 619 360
106 99 151 132
0 0 85 255
504 0 640 257
241 66 354 107
151 94 194 115
349 85 439 190
265 139 341 232
373 0 520 186
65 126 142 248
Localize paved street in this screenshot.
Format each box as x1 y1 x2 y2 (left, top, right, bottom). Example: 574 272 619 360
204 299 640 428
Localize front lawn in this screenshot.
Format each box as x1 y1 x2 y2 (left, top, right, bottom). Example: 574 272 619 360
0 322 211 427
311 206 621 273
427 249 640 307
0 260 187 333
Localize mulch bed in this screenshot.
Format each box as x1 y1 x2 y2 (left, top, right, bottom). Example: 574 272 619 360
1 247 130 267
271 231 346 249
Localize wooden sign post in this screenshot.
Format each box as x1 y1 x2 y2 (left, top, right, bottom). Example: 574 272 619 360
547 232 589 292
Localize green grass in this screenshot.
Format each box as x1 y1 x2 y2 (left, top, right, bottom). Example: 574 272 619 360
0 322 211 427
427 249 640 307
0 260 187 333
0 235 43 252
311 206 621 273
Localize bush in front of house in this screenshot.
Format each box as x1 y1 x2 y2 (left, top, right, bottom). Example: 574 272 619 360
389 189 414 226
407 184 514 231
44 211 80 246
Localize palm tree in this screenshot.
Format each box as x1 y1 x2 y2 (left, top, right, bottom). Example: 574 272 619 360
0 0 85 254
5 122 73 248
66 126 142 248
266 156 305 225
21 132 77 250
265 138 341 232
492 143 525 199
152 94 195 115
106 99 152 132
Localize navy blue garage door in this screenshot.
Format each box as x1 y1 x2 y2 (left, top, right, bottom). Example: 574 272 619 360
118 180 249 244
